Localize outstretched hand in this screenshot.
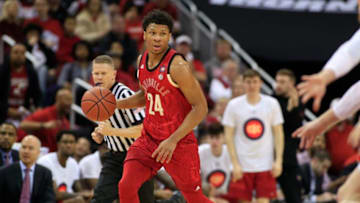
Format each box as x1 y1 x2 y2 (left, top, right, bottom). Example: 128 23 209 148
297 73 327 112
292 120 325 149
152 138 178 164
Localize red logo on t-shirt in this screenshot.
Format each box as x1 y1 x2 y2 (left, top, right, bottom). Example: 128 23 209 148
207 170 226 188
244 118 264 140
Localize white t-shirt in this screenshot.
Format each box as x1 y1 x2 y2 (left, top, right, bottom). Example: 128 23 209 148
222 94 284 172
37 152 80 193
199 144 232 194
209 77 232 102
79 151 102 179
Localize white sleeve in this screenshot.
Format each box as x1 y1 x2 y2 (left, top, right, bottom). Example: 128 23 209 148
271 99 284 126
332 80 360 120
222 101 236 127
209 79 228 102
323 28 360 79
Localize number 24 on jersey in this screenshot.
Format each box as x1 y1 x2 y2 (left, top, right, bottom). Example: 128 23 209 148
147 93 164 116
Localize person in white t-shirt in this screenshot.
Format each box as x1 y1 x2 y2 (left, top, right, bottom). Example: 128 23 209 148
222 69 285 203
38 130 92 203
79 142 108 190
199 122 233 203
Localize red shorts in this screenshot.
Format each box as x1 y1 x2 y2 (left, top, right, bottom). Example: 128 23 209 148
227 171 277 201
125 134 202 192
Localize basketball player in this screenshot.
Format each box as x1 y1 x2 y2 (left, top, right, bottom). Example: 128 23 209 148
293 26 360 203
222 69 284 203
113 10 213 203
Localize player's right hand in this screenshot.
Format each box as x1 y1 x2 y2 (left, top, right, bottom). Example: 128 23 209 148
91 131 104 144
297 73 327 112
232 164 243 182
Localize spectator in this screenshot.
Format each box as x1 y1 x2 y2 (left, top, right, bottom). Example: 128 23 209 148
19 88 72 152
123 1 144 50
79 142 108 190
209 59 239 102
38 130 91 203
199 123 233 203
231 75 244 98
57 41 92 89
274 69 304 203
298 135 327 166
300 149 335 203
56 15 81 65
110 51 139 91
73 137 91 163
0 135 55 203
0 122 19 167
96 13 138 70
119 0 148 14
0 0 24 53
175 35 207 84
23 23 57 93
206 98 229 125
25 0 64 52
222 69 284 203
75 0 111 44
0 43 42 125
205 39 241 79
48 0 68 23
325 98 357 176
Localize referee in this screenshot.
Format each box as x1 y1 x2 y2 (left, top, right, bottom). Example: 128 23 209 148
90 55 154 203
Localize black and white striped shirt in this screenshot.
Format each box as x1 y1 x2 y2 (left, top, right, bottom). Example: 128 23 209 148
104 82 145 152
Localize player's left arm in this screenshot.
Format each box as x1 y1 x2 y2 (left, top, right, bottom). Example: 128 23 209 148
152 55 208 163
168 55 208 142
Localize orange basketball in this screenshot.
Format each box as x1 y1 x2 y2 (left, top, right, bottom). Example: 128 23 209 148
81 87 116 121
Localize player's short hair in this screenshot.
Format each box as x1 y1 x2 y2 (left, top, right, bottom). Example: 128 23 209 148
208 122 224 137
142 10 173 33
276 68 296 82
93 55 115 69
243 69 261 80
56 130 78 143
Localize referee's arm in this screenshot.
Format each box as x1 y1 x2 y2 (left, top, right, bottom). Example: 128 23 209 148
96 123 142 138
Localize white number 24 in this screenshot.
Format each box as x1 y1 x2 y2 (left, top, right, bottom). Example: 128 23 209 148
147 93 164 116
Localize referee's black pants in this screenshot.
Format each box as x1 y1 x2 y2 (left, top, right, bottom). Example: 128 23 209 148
91 151 154 203
277 165 302 203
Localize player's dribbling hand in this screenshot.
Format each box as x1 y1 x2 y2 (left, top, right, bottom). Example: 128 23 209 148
297 73 327 112
348 121 360 149
232 164 243 182
91 131 104 144
292 119 325 149
271 161 282 178
152 137 177 164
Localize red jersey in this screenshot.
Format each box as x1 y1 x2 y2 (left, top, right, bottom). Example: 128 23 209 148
138 48 196 143
9 67 28 108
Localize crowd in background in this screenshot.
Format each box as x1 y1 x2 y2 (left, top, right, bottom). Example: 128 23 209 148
0 0 359 203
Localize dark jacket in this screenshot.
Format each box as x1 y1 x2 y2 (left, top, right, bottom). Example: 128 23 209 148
0 162 55 203
0 149 19 167
0 58 42 123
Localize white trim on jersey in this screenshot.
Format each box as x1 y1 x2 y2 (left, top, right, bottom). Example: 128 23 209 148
104 83 144 152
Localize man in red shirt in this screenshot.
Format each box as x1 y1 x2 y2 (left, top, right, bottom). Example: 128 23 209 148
0 43 42 125
19 89 72 152
111 10 212 203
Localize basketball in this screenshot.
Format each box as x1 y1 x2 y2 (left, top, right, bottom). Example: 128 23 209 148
81 87 116 122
